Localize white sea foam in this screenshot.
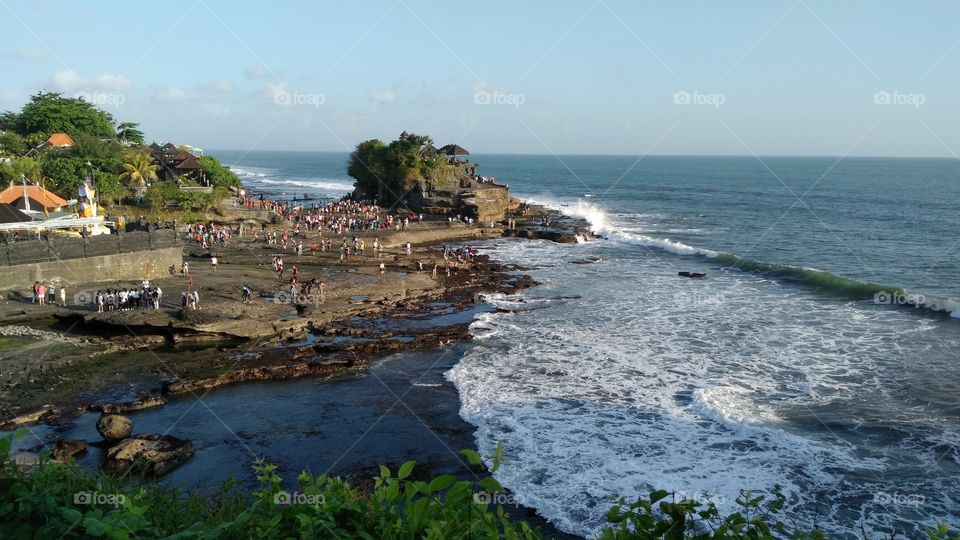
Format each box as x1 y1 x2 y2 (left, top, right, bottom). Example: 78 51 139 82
525 196 719 258
257 178 355 192
453 236 959 538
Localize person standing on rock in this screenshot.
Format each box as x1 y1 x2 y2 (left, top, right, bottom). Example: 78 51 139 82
242 285 251 303
37 282 47 305
59 286 66 306
211 256 218 272
379 262 385 275
406 242 412 256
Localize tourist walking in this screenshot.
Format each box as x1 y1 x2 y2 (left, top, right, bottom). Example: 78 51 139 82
211 256 218 272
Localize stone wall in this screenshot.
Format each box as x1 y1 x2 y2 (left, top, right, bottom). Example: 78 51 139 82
0 247 182 291
0 230 179 266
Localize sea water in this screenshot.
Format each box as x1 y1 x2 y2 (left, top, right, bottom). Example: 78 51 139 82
446 154 960 538
158 152 960 537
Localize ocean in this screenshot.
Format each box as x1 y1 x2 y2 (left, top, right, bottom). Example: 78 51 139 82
173 151 960 536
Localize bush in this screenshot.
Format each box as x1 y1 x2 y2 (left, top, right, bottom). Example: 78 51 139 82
1 433 957 539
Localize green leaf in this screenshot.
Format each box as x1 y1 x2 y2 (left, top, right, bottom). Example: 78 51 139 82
459 449 482 466
378 465 390 479
427 475 457 493
477 477 502 494
650 489 670 503
398 460 416 480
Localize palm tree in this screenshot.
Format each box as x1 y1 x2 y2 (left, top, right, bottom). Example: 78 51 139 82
116 122 145 146
118 152 158 202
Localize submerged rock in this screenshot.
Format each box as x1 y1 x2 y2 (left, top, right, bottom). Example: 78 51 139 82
50 439 87 461
102 434 194 476
96 414 133 442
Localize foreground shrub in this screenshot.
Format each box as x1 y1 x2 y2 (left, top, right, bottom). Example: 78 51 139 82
1 433 956 539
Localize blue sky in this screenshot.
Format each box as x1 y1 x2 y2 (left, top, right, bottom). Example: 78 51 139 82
2 0 959 157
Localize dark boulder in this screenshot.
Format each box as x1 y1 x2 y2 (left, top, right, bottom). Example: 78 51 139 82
50 439 87 461
102 434 194 476
96 414 133 442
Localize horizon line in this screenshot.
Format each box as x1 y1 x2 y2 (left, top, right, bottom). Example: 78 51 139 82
205 149 960 161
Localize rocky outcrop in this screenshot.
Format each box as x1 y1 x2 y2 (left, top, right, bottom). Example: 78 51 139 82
50 439 87 461
102 434 194 476
95 397 167 414
96 414 133 441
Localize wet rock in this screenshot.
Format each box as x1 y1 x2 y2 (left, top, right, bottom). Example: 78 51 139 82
50 439 87 461
96 414 133 441
556 234 579 244
97 396 166 414
103 434 194 476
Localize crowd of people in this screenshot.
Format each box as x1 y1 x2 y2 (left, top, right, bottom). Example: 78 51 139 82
22 191 510 316
92 281 163 312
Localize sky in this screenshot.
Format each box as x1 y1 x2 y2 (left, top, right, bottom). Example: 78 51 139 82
1 0 959 157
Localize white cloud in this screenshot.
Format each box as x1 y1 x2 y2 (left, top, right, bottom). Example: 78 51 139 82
51 70 131 92
372 90 396 104
5 47 46 61
243 64 271 80
202 103 231 117
197 79 234 95
93 74 131 91
369 89 397 113
155 87 188 103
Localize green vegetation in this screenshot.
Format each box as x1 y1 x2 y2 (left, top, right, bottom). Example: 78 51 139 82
5 92 115 140
198 155 241 189
0 92 234 213
3 433 955 539
348 132 447 204
115 122 145 146
119 152 159 189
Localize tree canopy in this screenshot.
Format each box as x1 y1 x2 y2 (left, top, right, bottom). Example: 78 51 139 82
198 156 241 188
347 133 446 203
6 92 115 139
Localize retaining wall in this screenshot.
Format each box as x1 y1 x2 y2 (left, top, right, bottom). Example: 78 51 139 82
0 247 182 291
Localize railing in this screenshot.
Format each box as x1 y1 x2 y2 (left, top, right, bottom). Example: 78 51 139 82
0 229 180 267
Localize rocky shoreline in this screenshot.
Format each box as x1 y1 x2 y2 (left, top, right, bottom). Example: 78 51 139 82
1 206 589 434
